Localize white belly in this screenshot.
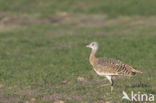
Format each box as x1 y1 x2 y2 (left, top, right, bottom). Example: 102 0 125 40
93 68 118 76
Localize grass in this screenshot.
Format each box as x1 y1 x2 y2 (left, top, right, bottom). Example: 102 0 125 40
0 0 156 17
0 0 156 103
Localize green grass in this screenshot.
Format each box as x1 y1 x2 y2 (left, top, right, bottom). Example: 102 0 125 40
0 0 156 17
0 0 156 103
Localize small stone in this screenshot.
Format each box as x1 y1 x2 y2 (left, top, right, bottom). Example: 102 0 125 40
31 98 36 101
25 101 30 103
77 76 85 82
54 100 64 103
0 84 3 88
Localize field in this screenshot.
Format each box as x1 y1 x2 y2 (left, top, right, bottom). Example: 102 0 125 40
0 0 156 103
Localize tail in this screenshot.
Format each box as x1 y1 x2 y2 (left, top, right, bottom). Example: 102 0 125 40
133 69 143 74
126 65 143 74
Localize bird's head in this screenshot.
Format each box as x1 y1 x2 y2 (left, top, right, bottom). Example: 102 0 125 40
86 42 99 51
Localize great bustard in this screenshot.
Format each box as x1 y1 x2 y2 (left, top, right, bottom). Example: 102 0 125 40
86 42 142 92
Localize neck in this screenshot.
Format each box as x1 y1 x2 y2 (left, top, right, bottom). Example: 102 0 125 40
89 49 97 65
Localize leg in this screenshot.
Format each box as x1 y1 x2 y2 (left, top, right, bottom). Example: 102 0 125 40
111 79 114 92
96 75 111 88
105 75 114 92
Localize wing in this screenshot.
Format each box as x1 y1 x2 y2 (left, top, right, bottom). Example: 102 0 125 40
93 58 142 76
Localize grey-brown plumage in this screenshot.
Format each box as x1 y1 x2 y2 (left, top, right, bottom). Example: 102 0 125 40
94 57 142 76
86 42 142 92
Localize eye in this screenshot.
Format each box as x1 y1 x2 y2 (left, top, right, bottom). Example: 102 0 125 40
92 43 94 46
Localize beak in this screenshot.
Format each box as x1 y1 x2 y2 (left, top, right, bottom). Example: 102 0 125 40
86 44 90 48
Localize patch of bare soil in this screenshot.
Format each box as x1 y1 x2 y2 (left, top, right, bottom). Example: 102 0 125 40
0 12 156 34
1 12 156 27
0 12 69 26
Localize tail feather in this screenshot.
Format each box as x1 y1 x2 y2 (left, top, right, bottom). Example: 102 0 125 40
126 65 143 74
133 69 143 73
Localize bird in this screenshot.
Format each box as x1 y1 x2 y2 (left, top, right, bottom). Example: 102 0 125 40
86 41 142 92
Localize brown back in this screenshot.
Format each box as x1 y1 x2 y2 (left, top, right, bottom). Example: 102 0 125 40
93 58 141 76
